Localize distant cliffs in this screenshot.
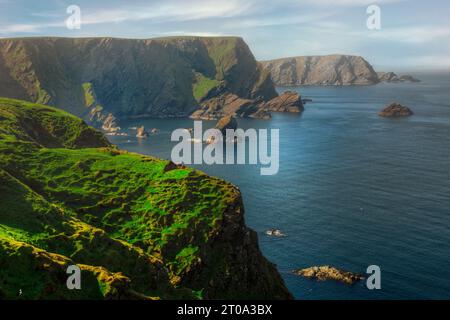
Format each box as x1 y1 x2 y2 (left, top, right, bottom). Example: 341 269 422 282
377 72 420 83
261 54 420 86
260 55 379 86
0 37 286 121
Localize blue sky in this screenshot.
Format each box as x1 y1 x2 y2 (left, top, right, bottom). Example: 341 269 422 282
0 0 449 71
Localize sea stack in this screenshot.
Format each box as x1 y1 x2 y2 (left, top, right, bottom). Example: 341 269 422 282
379 102 413 117
136 126 149 138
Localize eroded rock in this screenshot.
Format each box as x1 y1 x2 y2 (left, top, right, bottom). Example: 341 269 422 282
293 265 364 285
379 102 413 117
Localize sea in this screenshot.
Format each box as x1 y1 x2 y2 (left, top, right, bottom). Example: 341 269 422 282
109 72 450 299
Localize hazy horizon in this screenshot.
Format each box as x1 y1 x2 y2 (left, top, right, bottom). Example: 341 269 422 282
1 0 449 72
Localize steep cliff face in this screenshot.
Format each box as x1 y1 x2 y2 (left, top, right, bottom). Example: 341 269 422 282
261 55 380 86
0 37 277 121
0 98 291 299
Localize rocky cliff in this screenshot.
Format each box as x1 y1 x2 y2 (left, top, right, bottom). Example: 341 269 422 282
0 97 292 299
0 37 281 122
261 54 421 86
261 55 379 86
377 72 420 83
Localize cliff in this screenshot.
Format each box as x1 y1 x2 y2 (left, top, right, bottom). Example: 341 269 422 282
0 37 278 121
0 97 292 299
377 72 420 83
261 55 379 86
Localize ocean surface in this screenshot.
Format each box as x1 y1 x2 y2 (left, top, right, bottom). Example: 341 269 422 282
109 72 450 299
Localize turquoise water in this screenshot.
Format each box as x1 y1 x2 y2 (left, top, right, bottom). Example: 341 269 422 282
109 72 450 299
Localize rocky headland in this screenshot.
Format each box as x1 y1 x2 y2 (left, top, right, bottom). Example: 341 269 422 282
261 54 420 86
260 55 379 86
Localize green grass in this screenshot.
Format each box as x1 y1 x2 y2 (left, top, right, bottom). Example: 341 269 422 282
82 82 95 107
192 73 220 102
0 97 239 299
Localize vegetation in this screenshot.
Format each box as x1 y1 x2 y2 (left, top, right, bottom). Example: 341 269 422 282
82 82 95 107
0 97 241 299
192 73 220 102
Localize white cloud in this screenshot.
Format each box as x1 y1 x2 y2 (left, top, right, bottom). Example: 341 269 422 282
367 25 450 43
296 0 406 6
80 0 255 25
0 21 63 34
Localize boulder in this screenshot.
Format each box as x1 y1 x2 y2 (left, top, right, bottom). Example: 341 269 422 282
379 102 413 117
293 266 364 285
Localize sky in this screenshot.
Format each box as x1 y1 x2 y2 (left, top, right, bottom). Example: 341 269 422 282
0 0 449 71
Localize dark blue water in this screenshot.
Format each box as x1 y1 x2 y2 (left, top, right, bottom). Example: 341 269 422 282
109 72 450 299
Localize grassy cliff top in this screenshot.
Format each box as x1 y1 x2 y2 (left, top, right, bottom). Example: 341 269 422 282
0 98 242 299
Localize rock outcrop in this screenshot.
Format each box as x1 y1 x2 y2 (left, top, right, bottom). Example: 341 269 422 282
261 91 304 113
0 37 277 121
0 97 292 300
377 72 420 83
215 115 238 134
261 55 379 86
379 102 413 117
136 126 149 138
293 266 364 285
190 93 269 120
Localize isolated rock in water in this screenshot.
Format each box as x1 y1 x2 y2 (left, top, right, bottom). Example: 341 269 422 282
136 126 149 138
262 91 304 113
377 72 420 83
266 229 286 237
215 115 238 135
293 266 364 285
379 102 413 117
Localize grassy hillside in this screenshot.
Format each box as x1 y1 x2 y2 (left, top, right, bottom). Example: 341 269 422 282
0 98 291 300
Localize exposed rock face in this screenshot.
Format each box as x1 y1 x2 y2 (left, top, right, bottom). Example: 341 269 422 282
0 37 277 120
190 93 270 120
215 115 238 134
261 55 379 86
377 72 420 83
293 266 364 285
101 113 120 133
136 126 149 138
262 91 304 113
379 102 413 117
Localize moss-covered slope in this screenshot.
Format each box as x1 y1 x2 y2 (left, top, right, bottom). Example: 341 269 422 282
0 98 291 300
